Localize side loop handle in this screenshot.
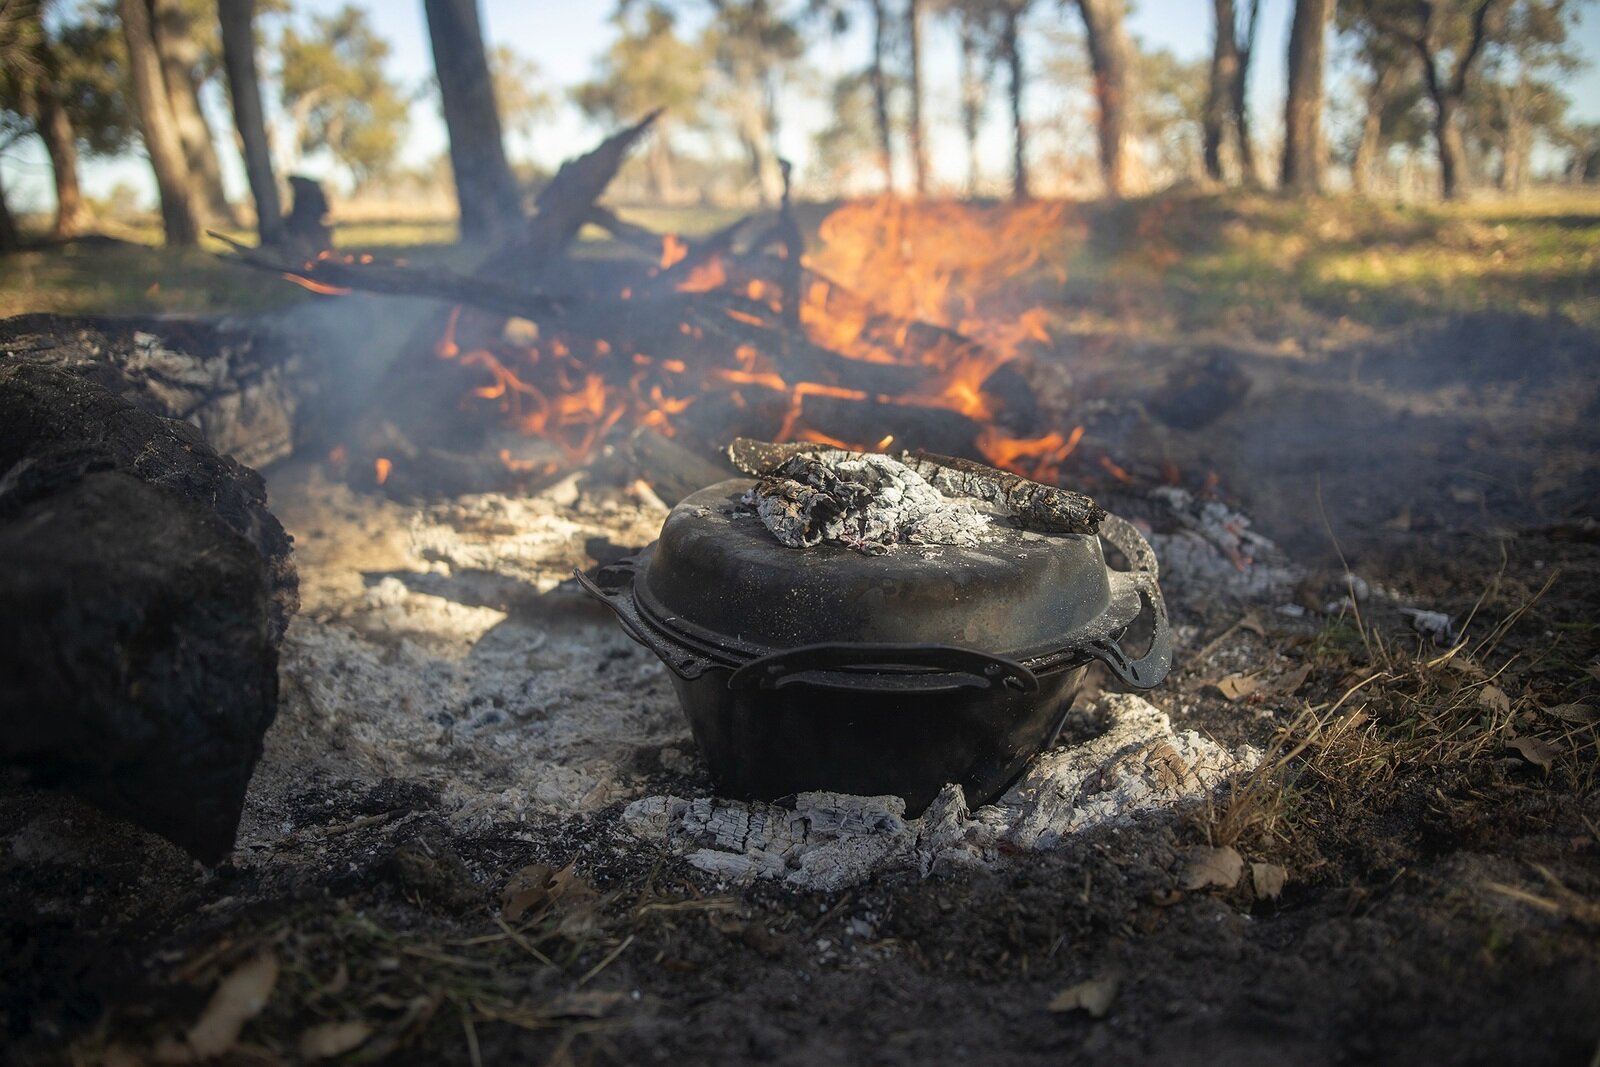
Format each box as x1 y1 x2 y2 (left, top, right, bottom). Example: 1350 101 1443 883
727 643 1040 695
574 564 713 680
1090 516 1173 689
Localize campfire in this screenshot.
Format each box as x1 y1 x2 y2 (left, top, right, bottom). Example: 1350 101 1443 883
224 121 1106 502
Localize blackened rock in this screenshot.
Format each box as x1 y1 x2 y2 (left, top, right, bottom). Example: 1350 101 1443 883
0 360 297 640
0 362 296 863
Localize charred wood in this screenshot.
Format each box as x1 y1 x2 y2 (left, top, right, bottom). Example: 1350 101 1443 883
729 438 1105 535
0 362 296 862
0 313 302 471
489 110 661 281
212 233 563 322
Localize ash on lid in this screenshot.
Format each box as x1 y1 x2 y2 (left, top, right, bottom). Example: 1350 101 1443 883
747 452 991 554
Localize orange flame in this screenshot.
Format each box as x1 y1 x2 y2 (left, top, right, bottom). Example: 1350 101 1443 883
282 274 353 297
431 199 1112 485
374 457 392 484
660 233 688 270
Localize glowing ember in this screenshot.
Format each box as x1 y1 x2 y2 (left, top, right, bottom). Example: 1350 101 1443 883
282 274 353 297
432 199 1112 486
660 234 688 270
374 457 392 485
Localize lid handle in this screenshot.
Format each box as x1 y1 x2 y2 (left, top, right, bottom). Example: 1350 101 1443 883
1088 516 1172 689
728 643 1040 695
574 564 713 680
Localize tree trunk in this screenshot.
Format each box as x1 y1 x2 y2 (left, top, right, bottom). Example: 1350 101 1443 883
1435 94 1469 200
0 167 19 253
1075 0 1134 198
1498 86 1528 196
958 17 983 195
218 0 284 246
1412 0 1503 202
34 80 90 238
646 130 678 204
869 0 894 194
1002 8 1028 201
1203 0 1239 183
149 0 236 226
1233 0 1261 186
1280 0 1330 193
423 0 523 240
119 0 200 246
907 0 928 196
1351 63 1399 196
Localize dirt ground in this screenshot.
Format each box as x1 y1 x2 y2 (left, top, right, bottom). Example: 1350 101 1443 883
4 206 1600 1065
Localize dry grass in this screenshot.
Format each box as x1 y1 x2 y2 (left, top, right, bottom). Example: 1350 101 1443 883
1205 568 1598 855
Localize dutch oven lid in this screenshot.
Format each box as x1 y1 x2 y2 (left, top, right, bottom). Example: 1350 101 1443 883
634 478 1136 663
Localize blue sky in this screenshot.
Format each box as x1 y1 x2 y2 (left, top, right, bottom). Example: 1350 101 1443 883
4 0 1599 211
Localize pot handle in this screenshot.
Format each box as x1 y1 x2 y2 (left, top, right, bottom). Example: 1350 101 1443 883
1089 514 1173 690
728 643 1040 695
574 560 714 680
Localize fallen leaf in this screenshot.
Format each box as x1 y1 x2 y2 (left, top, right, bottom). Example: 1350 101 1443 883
1238 611 1267 638
1586 664 1600 683
1272 663 1312 696
1477 684 1512 714
1213 674 1262 702
543 991 628 1019
1251 862 1287 900
501 863 555 922
1507 736 1560 771
1182 845 1243 891
1446 655 1486 679
1048 975 1120 1018
501 861 597 924
156 952 278 1062
300 1020 373 1060
1544 703 1598 726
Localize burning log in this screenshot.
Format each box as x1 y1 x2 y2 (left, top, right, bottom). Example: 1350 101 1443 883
490 109 662 278
0 358 296 863
729 437 1105 535
212 233 565 322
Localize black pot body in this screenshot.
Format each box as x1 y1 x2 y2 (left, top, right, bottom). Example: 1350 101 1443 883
577 478 1173 818
668 659 1090 816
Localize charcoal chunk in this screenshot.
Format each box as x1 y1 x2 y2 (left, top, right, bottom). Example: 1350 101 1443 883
0 360 296 863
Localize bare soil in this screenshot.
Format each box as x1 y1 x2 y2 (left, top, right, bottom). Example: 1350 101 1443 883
3 288 1598 1065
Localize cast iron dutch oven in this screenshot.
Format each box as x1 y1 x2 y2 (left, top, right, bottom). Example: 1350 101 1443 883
579 478 1171 815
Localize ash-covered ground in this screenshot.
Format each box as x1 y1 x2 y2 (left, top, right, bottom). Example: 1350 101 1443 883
3 306 1598 1066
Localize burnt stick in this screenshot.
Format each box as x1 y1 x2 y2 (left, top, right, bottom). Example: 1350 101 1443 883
726 437 1105 536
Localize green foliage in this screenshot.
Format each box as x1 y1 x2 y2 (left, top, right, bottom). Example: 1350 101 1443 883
573 5 705 126
488 45 555 149
278 4 410 190
809 70 880 187
1134 45 1208 178
0 2 131 156
50 12 134 156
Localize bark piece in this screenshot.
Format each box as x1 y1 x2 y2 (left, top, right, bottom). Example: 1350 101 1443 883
0 363 293 862
748 452 990 554
0 313 303 478
728 438 1106 536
